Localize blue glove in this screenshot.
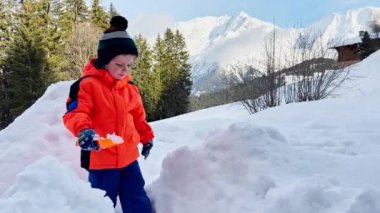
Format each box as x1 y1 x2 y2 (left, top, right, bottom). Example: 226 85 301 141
141 141 153 159
77 128 100 151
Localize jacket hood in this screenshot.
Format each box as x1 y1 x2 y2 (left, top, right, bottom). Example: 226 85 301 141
81 58 132 88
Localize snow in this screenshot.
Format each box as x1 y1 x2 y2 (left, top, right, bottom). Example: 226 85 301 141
146 50 380 212
173 15 231 56
1 35 380 213
0 50 379 212
0 156 114 213
104 133 124 144
338 50 380 97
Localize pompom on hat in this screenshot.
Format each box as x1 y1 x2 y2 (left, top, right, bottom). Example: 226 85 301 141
97 16 138 68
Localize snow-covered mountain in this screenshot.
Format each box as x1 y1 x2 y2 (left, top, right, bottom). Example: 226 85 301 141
174 7 380 92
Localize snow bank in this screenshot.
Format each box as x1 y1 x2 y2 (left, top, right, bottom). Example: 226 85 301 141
0 81 83 195
150 119 380 213
150 124 286 213
0 156 114 213
339 50 380 97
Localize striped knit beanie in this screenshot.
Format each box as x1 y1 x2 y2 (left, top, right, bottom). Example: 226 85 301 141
97 16 138 68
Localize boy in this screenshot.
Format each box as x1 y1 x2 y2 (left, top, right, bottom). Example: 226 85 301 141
63 16 154 213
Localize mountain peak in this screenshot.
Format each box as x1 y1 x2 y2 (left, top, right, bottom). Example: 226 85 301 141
237 11 251 19
306 6 380 43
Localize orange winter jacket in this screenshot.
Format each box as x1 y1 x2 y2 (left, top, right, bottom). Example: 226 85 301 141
63 59 154 169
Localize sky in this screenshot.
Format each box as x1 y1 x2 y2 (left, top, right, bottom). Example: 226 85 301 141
1 49 380 212
98 0 380 28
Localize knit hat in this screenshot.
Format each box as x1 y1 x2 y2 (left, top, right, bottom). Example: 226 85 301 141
97 16 138 68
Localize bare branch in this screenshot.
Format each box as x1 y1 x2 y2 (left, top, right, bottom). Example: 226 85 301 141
61 22 102 79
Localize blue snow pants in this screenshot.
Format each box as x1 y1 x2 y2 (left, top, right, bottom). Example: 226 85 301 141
88 160 152 213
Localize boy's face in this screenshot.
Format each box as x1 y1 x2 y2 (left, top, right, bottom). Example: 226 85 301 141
105 54 136 80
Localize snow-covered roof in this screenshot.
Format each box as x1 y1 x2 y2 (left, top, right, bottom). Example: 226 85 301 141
332 37 361 48
330 32 380 48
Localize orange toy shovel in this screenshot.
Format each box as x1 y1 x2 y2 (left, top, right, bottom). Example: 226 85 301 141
94 134 124 149
95 137 122 149
76 133 124 150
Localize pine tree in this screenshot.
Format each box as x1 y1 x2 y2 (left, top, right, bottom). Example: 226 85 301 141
0 0 14 62
90 0 108 29
172 30 192 115
0 0 16 129
0 2 8 51
158 29 176 118
49 0 92 81
152 33 170 120
39 0 66 83
109 3 118 17
2 0 49 125
0 72 12 129
133 34 156 120
370 18 380 38
51 0 88 40
359 31 373 60
71 0 88 23
153 28 192 119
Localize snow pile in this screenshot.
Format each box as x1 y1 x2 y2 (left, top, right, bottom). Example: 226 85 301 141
0 156 114 213
0 81 83 195
339 50 380 97
150 124 285 213
148 90 380 212
270 181 380 213
146 51 380 212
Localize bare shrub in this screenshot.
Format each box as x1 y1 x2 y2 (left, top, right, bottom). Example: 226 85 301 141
225 29 351 115
60 22 102 80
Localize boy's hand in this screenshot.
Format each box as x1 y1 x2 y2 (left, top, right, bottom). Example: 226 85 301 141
77 128 100 151
141 141 153 159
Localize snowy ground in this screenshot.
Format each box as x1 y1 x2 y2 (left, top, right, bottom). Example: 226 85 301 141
1 51 380 212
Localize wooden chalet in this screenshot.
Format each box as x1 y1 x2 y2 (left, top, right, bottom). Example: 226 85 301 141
330 32 380 67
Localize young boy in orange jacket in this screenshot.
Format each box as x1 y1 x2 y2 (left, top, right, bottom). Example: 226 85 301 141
63 16 154 213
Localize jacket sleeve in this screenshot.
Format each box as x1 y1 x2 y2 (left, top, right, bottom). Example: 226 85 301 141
130 88 154 144
63 81 94 136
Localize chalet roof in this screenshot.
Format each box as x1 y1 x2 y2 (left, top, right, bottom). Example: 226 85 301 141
331 37 361 48
330 33 380 49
